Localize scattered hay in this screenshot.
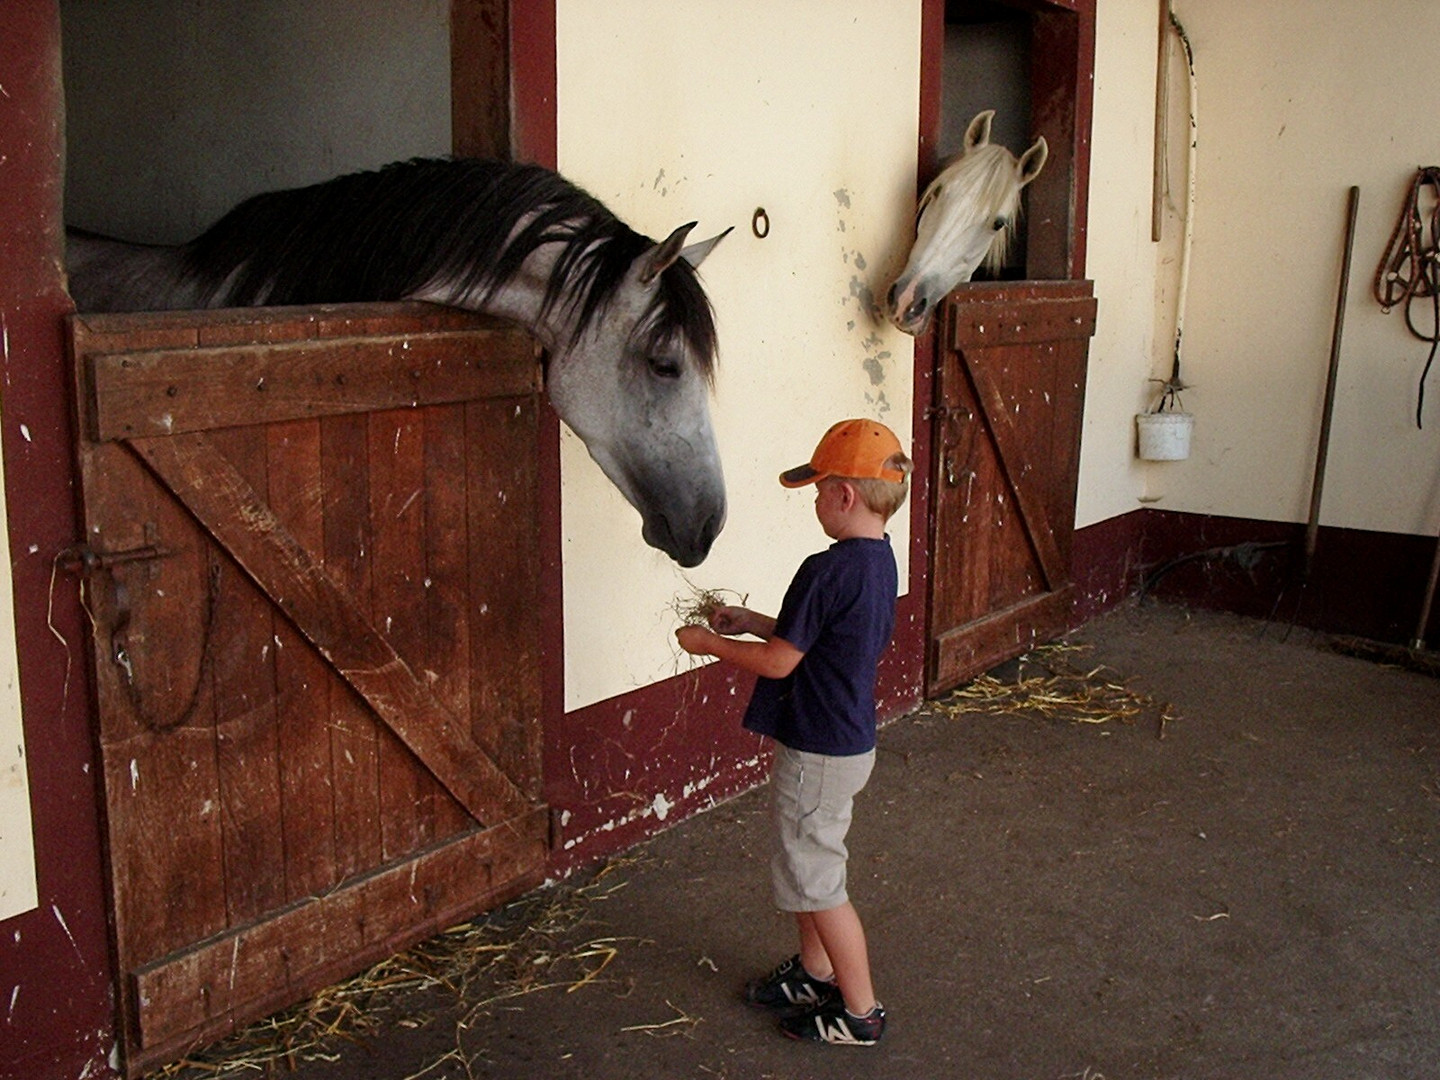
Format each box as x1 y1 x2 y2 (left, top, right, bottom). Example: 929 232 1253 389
149 857 645 1080
618 999 702 1039
936 643 1177 736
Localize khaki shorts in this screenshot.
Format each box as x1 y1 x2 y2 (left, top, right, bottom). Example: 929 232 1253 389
769 744 876 912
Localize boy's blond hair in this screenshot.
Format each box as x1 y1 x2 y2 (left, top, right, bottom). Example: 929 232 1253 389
846 452 913 521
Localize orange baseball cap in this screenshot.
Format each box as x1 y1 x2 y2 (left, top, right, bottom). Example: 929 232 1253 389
779 418 906 487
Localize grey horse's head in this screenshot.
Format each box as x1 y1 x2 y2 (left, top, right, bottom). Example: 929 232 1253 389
66 157 733 565
543 224 730 567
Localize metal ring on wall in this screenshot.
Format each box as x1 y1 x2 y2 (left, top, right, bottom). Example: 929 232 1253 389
752 207 770 239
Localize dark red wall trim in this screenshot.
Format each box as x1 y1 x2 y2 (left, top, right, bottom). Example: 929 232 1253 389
1071 509 1440 648
0 5 117 1079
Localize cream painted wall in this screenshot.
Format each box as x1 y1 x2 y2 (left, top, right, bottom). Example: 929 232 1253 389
1082 0 1440 536
556 0 920 710
0 409 38 920
1077 0 1165 527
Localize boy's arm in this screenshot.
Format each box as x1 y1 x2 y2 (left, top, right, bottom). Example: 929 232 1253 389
675 624 803 680
709 604 776 640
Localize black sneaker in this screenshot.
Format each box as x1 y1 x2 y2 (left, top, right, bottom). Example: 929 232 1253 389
779 999 886 1045
743 954 838 1011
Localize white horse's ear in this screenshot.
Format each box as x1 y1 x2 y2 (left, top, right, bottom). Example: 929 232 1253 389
680 226 733 270
639 222 698 284
965 110 995 151
1018 136 1049 187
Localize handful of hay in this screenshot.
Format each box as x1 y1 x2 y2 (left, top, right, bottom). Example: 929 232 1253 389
670 582 747 628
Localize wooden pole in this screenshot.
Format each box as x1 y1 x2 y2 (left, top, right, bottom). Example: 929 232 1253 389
1303 185 1360 581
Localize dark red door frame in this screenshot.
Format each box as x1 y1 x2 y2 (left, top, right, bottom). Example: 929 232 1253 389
0 4 117 1077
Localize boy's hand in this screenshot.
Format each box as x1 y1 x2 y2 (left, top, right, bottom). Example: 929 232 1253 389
708 605 777 641
707 605 749 636
675 624 715 656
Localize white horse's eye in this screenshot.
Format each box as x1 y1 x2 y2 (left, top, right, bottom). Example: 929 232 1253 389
992 216 1007 231
915 187 939 228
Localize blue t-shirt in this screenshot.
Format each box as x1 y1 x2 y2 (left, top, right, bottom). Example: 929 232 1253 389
742 536 898 755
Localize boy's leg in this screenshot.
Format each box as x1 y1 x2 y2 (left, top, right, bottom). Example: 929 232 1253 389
796 911 830 980
800 903 875 1015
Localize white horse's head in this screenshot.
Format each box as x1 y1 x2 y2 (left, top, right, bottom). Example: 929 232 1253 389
886 111 1048 336
544 224 730 568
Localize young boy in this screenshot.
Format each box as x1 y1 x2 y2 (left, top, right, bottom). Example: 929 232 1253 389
675 417 911 1046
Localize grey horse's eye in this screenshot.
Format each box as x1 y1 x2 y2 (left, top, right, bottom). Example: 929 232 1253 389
648 354 682 379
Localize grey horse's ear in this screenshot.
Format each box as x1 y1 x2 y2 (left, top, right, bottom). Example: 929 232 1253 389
1018 136 1048 187
639 222 698 284
965 109 995 151
680 226 733 270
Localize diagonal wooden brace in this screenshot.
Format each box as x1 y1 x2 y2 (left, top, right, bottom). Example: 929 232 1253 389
128 430 535 827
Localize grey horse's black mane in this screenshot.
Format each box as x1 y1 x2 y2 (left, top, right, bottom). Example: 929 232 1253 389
181 158 717 374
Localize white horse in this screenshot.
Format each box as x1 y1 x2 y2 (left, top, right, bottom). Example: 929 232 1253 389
885 110 1048 335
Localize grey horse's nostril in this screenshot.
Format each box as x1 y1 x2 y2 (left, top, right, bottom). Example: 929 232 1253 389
886 282 899 308
702 510 724 548
907 297 928 323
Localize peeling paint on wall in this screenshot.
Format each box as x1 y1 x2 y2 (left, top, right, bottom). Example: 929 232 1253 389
558 754 766 854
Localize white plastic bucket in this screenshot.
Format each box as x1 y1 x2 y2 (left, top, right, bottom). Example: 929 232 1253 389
1136 411 1194 461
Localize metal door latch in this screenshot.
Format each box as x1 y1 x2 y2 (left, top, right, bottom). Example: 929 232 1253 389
58 544 170 573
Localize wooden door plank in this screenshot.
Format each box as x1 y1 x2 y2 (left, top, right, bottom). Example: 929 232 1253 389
129 808 548 1059
75 448 232 971
70 323 230 1026
267 418 341 901
127 430 535 826
929 372 989 629
931 589 1074 693
948 292 1096 349
206 426 287 922
74 302 516 344
369 407 432 858
466 398 544 790
70 314 200 359
320 413 384 878
422 403 481 837
87 328 538 440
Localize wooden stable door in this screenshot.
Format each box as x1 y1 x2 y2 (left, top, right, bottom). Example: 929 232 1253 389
67 303 550 1076
927 282 1097 694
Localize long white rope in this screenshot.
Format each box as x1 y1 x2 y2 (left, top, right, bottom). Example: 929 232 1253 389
1168 10 1198 403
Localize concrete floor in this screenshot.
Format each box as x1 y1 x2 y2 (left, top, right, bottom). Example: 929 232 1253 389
184 602 1439 1080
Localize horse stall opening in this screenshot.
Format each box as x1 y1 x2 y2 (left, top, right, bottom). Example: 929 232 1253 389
66 303 548 1076
919 0 1096 692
